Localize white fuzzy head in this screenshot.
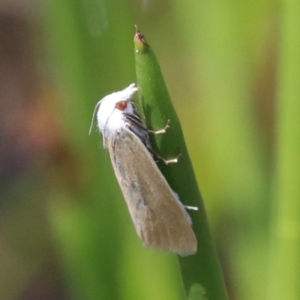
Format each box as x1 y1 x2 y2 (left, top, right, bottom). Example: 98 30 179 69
92 83 138 140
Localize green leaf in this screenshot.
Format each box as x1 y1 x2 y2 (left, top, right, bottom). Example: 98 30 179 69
134 27 228 300
267 0 300 299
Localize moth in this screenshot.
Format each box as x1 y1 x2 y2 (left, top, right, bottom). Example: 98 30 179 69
90 83 197 256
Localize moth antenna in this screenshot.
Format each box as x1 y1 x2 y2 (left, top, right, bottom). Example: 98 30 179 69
89 101 102 135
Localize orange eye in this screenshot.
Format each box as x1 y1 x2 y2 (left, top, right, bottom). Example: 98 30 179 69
115 101 127 111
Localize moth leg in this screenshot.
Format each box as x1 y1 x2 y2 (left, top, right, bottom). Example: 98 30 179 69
184 205 198 211
172 191 197 224
148 119 170 135
147 119 180 164
149 148 182 165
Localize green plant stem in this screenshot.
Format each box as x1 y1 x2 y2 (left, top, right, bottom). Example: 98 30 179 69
134 27 228 300
267 0 300 299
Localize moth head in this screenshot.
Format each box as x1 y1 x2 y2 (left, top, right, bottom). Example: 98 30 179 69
96 83 138 137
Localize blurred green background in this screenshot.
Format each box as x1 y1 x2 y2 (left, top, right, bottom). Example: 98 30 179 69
1 0 299 299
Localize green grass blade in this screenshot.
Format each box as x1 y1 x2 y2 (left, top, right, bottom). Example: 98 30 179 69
267 0 300 298
134 27 228 300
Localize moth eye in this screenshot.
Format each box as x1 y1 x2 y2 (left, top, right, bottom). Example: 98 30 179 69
116 101 127 111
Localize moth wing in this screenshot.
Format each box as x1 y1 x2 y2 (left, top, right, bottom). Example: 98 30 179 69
106 129 197 256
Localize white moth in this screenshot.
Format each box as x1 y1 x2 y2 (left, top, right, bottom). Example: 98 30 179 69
91 83 197 256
